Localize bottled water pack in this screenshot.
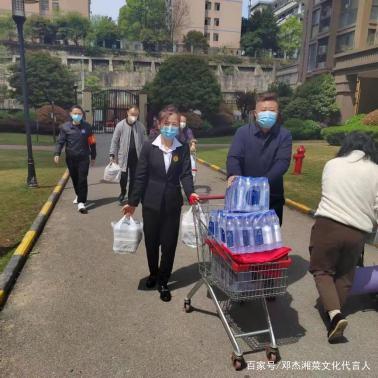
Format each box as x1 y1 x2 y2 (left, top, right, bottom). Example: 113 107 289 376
225 176 269 213
208 210 282 254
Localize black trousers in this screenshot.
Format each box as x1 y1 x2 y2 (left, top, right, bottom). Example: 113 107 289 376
119 154 138 198
270 197 285 226
142 205 181 285
66 156 90 203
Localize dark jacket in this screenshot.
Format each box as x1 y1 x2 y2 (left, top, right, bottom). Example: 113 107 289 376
227 122 292 200
54 121 97 160
128 140 194 213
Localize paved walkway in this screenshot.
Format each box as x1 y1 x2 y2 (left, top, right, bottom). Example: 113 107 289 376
0 135 377 377
0 144 53 151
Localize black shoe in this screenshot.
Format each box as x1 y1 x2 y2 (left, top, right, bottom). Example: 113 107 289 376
328 313 348 343
158 284 171 302
145 276 157 289
118 194 125 205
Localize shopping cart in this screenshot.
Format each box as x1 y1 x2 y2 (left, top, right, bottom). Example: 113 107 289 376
184 195 292 370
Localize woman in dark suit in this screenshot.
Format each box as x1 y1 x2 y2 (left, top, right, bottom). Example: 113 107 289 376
123 106 199 302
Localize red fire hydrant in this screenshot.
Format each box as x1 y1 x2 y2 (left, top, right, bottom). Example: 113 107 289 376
293 145 306 175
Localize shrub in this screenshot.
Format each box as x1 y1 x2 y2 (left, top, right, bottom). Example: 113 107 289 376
322 125 378 145
201 120 213 131
208 112 234 128
36 105 68 134
363 110 378 126
183 112 203 130
284 118 321 140
0 110 37 133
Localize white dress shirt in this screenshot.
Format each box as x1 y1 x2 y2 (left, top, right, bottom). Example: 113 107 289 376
152 135 182 173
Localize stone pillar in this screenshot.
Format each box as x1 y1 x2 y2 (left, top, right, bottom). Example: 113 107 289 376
88 59 93 72
61 56 68 66
138 93 148 129
109 59 114 72
151 61 156 73
82 90 93 124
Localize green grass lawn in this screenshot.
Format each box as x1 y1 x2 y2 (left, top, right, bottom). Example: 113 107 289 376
0 150 65 272
198 141 338 210
0 132 55 146
198 136 233 145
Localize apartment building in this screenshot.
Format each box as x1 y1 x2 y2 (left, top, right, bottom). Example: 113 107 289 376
172 0 242 49
249 0 304 24
299 0 378 120
0 0 91 18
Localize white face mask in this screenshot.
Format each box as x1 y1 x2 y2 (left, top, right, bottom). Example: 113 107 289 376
128 116 137 124
180 122 186 129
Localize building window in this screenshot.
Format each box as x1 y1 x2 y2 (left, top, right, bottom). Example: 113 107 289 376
215 3 221 11
52 0 60 12
213 33 219 42
311 9 320 38
339 0 358 29
205 32 211 41
205 1 212 10
367 29 377 45
336 31 355 53
371 0 378 21
307 43 317 72
319 0 332 34
214 18 220 26
39 0 49 15
316 38 329 68
205 17 211 26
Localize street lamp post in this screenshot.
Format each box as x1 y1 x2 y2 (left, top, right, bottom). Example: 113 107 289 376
73 83 78 104
12 0 38 187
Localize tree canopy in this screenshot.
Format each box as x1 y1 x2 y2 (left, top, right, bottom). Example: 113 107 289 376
118 0 168 46
145 55 222 116
278 16 302 59
240 8 279 56
9 52 75 109
183 31 209 53
235 91 256 121
87 15 119 48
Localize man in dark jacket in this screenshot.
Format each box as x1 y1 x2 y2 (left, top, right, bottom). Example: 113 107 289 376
54 105 96 214
226 92 292 224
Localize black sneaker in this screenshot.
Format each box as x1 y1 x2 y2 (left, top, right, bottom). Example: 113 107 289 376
145 276 157 289
118 194 125 205
328 313 348 343
158 284 171 302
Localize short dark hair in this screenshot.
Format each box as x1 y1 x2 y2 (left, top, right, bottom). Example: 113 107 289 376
158 104 180 123
256 92 278 104
127 104 139 112
70 104 85 114
336 132 378 164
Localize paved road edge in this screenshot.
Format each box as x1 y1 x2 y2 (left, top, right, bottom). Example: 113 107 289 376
0 169 70 308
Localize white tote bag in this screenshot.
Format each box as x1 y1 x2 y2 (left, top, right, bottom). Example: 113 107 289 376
181 206 206 249
104 162 121 183
111 216 143 254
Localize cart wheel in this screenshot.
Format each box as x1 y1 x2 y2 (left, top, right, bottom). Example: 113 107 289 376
266 347 281 364
184 299 192 313
231 353 246 371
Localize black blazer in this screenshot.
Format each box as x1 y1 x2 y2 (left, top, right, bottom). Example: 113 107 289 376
128 139 194 213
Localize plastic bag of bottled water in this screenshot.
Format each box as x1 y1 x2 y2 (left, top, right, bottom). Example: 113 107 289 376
111 216 143 254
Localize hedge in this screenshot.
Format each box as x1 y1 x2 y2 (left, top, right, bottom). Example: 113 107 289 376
321 124 378 146
284 118 322 140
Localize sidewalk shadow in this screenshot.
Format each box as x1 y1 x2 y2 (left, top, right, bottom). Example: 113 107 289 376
86 197 117 211
137 263 201 292
287 254 309 286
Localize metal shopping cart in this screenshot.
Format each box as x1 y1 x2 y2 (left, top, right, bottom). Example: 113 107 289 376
184 195 292 370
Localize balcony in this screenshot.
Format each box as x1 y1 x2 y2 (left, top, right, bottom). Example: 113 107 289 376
334 46 378 72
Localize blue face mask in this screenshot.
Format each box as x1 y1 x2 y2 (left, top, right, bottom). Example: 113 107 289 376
160 125 179 140
256 111 277 129
71 114 82 123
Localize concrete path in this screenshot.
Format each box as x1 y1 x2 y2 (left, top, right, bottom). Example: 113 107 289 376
0 135 377 377
0 144 53 151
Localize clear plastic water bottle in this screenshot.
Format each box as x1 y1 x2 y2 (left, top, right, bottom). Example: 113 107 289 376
225 215 236 251
262 212 274 251
236 177 245 211
243 213 254 253
261 178 270 211
234 215 245 254
253 213 264 252
271 210 283 249
219 212 226 244
208 210 217 236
